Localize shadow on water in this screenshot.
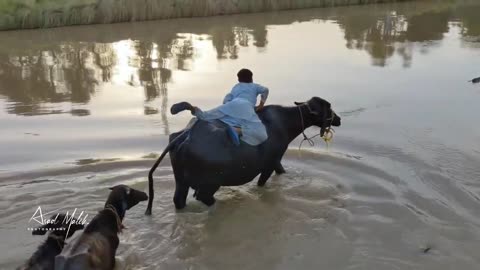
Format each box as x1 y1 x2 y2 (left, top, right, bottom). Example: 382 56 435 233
0 0 479 117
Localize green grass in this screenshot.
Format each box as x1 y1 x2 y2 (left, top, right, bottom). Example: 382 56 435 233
0 1 18 13
0 0 97 14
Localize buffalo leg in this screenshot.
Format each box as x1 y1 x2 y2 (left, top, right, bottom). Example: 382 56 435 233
172 158 189 209
196 185 220 206
257 168 274 187
274 162 286 175
173 182 189 209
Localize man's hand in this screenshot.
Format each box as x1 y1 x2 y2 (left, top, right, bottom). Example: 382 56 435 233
255 104 264 112
256 100 266 112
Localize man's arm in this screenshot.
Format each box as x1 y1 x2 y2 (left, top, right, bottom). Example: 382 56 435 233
255 84 269 112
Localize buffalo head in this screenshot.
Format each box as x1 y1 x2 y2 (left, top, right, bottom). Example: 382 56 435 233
294 97 341 137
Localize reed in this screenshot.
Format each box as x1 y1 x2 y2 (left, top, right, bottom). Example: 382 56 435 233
0 0 412 31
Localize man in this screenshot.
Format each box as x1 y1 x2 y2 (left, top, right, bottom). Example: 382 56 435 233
171 68 269 145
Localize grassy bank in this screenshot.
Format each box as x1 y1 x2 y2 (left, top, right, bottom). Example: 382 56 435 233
0 0 412 31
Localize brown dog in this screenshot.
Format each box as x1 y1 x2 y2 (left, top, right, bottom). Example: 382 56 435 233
55 185 148 270
18 214 85 270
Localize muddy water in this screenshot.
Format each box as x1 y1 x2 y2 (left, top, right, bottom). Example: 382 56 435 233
1 1 480 269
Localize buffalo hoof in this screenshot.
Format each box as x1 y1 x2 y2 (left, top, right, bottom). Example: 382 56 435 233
275 163 286 175
145 208 152 216
171 102 193 115
174 200 187 210
198 196 216 207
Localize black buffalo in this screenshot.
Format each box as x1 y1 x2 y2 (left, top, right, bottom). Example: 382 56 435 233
145 97 341 215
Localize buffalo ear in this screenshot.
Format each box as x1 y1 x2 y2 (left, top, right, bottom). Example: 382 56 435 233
294 101 303 105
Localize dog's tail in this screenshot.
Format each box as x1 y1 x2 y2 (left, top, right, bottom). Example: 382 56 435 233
145 129 190 215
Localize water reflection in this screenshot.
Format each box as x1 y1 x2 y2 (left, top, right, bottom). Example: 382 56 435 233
337 5 455 67
0 1 479 116
456 5 480 47
93 43 115 83
133 40 175 134
0 43 101 115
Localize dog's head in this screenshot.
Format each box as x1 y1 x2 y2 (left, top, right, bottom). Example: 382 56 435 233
106 185 148 215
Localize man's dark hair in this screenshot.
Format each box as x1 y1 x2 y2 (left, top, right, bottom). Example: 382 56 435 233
237 68 253 83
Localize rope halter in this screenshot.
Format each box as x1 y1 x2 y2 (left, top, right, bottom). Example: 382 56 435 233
105 204 125 233
297 102 336 150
